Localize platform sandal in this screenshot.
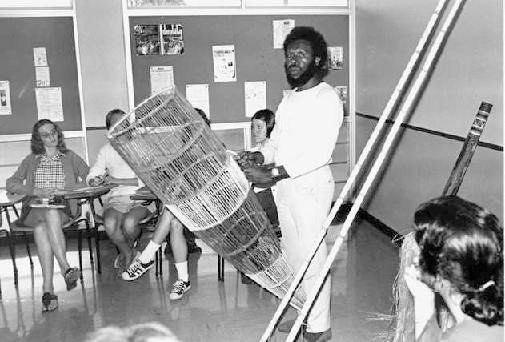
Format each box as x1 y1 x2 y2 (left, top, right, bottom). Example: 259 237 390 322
64 267 81 291
42 292 58 312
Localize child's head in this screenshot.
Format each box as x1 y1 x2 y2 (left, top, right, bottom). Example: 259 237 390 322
414 195 503 325
251 109 275 144
86 322 180 342
106 109 126 130
31 119 67 155
194 108 210 127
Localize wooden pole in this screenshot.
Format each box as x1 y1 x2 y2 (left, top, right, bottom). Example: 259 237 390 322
443 102 492 195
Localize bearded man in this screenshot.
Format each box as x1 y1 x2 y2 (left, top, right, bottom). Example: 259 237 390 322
238 26 344 342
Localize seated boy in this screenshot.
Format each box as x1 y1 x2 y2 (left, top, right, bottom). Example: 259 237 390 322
87 109 155 274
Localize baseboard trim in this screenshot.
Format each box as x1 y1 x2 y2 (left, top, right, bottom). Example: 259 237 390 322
332 202 403 247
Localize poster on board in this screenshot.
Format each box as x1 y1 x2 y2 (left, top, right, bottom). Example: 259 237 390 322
335 86 347 103
33 47 47 67
134 24 161 55
35 87 63 122
273 19 295 49
244 81 266 118
0 80 12 115
150 66 174 94
328 46 344 70
212 45 237 82
186 84 210 118
36 66 51 87
161 24 184 55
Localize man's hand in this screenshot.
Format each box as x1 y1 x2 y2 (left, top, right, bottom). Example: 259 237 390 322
236 151 265 169
89 175 105 187
243 165 276 187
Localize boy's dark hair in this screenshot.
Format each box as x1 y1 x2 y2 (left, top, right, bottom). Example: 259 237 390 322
105 109 126 130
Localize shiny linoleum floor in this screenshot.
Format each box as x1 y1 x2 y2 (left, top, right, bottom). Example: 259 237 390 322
0 220 400 342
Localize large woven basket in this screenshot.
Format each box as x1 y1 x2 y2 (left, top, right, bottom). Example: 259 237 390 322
107 87 306 310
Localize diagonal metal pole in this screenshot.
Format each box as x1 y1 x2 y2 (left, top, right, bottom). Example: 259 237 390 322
260 0 452 340
284 1 468 341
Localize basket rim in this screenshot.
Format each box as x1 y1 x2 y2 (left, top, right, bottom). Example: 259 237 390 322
106 86 177 139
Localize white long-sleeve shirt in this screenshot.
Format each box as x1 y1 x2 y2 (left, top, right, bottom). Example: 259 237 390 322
86 143 144 197
262 82 343 179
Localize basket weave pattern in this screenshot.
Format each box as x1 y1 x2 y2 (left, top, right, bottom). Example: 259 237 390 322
108 87 306 310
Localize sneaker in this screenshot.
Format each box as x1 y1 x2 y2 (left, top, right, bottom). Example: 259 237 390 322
121 258 154 281
169 279 191 300
64 267 81 291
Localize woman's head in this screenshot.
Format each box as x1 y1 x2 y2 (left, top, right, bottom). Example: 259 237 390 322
251 109 275 144
31 119 67 155
414 195 503 325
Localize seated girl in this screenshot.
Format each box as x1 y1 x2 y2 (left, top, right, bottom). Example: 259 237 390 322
6 119 90 312
250 109 279 233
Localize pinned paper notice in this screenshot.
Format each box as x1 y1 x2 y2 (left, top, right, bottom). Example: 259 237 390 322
150 66 174 95
273 19 295 49
35 87 63 122
212 45 236 83
36 66 51 87
328 46 344 70
244 81 266 118
33 47 48 67
0 80 12 115
186 84 210 119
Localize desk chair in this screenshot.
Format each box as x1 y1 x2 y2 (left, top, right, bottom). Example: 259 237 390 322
0 205 20 284
138 209 163 276
9 200 95 286
130 191 225 281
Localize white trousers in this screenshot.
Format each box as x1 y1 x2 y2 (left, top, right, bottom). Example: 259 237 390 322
276 166 334 333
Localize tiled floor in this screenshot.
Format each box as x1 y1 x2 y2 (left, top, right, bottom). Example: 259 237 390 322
0 219 399 342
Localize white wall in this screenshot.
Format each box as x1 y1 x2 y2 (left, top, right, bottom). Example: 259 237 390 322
355 0 503 231
75 0 129 128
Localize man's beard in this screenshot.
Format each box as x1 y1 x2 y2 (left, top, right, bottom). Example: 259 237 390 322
285 60 318 89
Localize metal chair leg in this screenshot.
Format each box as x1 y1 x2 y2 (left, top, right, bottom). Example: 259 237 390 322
24 233 33 268
218 255 225 281
88 204 101 275
85 219 94 265
158 247 163 277
77 230 83 280
8 232 19 287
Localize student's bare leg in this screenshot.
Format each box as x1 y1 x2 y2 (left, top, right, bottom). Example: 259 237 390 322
152 209 174 245
169 217 190 300
103 208 130 264
122 206 149 265
43 209 70 274
170 218 187 263
34 222 55 294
